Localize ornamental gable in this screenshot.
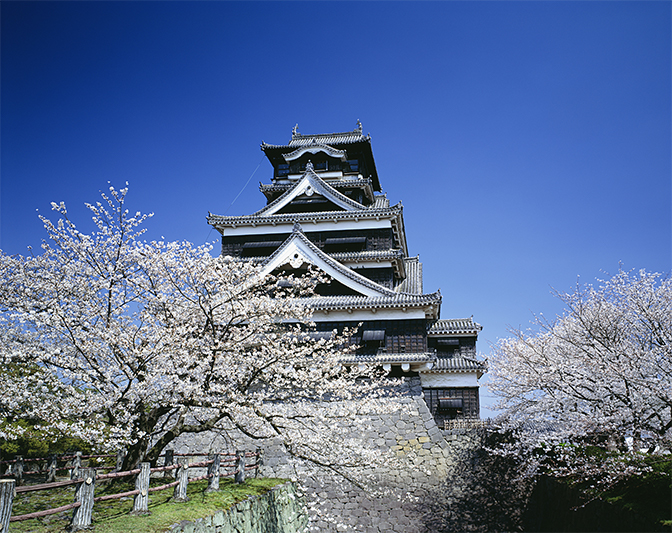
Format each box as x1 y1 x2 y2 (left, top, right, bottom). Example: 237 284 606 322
252 165 366 217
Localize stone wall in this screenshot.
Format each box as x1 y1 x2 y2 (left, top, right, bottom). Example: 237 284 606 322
170 378 482 532
167 482 307 533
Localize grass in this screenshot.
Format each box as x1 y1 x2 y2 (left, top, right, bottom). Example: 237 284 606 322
9 477 287 533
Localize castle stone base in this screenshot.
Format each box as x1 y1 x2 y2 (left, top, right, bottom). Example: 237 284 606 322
170 378 482 532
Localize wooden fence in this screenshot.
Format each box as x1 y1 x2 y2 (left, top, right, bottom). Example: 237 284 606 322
0 449 262 533
0 452 122 485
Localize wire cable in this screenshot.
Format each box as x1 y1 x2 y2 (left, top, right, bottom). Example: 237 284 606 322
203 155 265 245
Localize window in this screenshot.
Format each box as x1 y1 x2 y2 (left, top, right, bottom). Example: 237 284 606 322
277 164 289 177
362 329 386 351
438 398 463 411
437 339 460 346
324 236 366 252
362 330 385 342
241 241 282 257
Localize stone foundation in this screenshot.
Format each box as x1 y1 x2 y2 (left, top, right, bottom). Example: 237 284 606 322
170 378 482 532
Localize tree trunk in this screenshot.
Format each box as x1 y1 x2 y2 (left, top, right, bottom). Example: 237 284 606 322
121 438 150 472
163 449 174 479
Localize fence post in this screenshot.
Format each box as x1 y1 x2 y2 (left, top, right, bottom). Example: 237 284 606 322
14 457 23 487
163 449 174 479
0 479 15 533
255 448 263 478
132 462 151 514
234 451 245 484
47 454 58 483
69 467 95 531
70 452 82 480
205 454 220 493
114 449 125 472
173 458 189 502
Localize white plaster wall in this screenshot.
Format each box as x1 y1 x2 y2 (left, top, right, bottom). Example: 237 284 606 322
418 372 479 388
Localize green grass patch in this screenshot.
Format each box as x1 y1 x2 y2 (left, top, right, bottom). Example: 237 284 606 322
9 477 287 533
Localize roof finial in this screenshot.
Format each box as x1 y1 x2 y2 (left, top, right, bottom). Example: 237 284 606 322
292 221 303 233
306 160 314 172
292 123 299 137
355 119 362 133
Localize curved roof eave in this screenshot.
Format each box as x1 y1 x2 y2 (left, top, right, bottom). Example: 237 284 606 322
208 203 403 228
282 143 347 162
427 318 483 336
259 225 438 305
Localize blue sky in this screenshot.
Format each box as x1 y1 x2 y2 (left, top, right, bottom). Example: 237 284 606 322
2 1 670 415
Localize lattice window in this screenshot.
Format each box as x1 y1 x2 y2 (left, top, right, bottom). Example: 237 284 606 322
423 387 480 425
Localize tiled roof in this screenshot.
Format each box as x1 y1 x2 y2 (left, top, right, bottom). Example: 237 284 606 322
394 256 422 295
259 226 438 312
229 247 405 264
329 248 405 262
208 203 408 257
428 318 483 336
283 142 347 162
261 127 370 150
290 132 369 147
372 194 389 208
340 352 436 365
236 249 407 277
330 248 406 278
209 204 401 226
260 178 374 195
429 356 487 374
306 293 441 312
339 353 486 375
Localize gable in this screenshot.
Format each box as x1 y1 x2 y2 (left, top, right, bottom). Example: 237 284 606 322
253 167 366 217
259 226 399 299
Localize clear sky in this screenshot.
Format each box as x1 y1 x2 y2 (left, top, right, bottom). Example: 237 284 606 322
2 1 670 415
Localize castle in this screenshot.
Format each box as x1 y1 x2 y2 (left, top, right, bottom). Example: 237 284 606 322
207 122 485 426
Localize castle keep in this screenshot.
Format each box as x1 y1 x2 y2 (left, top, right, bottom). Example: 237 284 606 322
207 123 485 425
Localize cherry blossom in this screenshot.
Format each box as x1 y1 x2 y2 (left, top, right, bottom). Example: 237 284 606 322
0 187 394 471
489 269 672 479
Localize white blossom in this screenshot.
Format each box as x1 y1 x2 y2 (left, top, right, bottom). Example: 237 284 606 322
488 269 672 479
0 187 397 473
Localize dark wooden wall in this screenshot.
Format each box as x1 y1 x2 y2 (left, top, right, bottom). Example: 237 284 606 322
423 387 480 425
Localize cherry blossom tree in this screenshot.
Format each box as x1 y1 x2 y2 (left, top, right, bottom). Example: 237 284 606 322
488 269 672 480
0 187 388 471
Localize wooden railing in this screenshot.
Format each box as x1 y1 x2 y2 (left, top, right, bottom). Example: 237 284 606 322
0 449 262 532
0 452 121 485
443 418 490 431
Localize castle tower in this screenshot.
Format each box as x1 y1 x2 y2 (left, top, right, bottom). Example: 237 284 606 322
207 123 485 425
